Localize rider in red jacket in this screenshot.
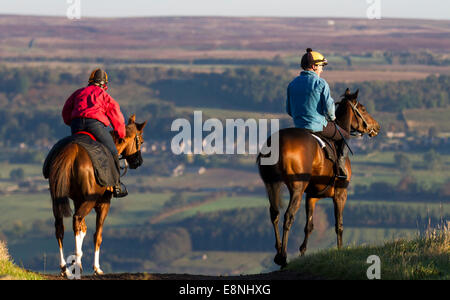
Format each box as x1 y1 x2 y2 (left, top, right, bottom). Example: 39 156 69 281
62 77 126 140
62 68 128 197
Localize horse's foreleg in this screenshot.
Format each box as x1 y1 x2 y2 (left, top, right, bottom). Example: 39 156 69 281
93 200 111 275
333 188 347 249
299 197 318 256
276 184 304 267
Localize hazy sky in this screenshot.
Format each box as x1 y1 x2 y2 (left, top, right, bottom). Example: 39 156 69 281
1 0 449 20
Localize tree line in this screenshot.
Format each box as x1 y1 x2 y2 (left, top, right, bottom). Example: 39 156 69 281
353 175 450 202
152 69 449 113
0 65 448 147
1 65 448 113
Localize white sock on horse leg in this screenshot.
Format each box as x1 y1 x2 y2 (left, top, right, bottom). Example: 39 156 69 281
75 230 86 265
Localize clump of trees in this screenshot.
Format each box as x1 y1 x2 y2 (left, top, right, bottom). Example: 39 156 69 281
148 227 192 264
353 175 449 202
9 168 25 181
423 149 443 171
331 75 449 112
150 67 290 112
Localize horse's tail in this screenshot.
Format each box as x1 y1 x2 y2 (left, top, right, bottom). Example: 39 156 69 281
49 144 77 218
256 133 282 183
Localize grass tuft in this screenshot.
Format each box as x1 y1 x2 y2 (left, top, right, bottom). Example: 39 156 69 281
286 223 450 280
0 240 44 280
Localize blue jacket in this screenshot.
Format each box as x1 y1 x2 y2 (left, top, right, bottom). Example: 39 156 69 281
286 71 336 132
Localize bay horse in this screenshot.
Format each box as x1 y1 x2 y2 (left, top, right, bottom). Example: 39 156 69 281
257 89 380 267
49 114 147 277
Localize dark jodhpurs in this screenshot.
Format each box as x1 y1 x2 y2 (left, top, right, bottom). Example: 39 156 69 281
71 118 122 176
319 121 350 141
70 118 118 157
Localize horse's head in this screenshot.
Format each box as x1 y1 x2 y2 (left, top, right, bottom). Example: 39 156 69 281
116 114 147 169
338 88 380 137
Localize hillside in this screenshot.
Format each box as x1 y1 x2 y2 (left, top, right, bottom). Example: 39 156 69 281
286 225 450 280
1 15 449 62
0 240 43 280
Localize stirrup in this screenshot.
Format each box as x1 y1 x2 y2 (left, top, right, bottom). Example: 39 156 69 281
113 182 128 198
336 167 347 180
336 173 347 180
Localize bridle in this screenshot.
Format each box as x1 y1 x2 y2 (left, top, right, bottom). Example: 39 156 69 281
348 100 376 136
119 132 143 175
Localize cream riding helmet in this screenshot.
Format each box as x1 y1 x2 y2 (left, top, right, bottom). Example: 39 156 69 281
301 48 328 69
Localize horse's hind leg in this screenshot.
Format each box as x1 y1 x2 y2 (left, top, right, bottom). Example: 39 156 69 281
265 182 283 262
54 216 70 277
93 197 111 275
276 181 305 267
299 197 319 256
72 200 96 274
333 188 348 249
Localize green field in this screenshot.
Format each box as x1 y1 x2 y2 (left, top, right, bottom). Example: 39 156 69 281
349 151 450 187
403 107 450 134
0 163 42 179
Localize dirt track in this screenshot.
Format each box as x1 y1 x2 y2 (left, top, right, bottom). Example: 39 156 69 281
43 270 321 280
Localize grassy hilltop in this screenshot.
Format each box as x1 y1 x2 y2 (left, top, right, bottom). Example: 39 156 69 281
1 226 448 280
287 225 450 280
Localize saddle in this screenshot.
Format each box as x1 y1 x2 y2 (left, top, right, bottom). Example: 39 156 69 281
310 132 339 167
43 134 120 187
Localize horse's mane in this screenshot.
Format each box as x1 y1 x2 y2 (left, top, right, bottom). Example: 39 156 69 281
335 97 350 118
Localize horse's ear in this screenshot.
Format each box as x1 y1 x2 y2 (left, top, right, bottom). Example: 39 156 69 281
354 89 359 99
128 114 136 125
136 121 147 131
341 88 351 98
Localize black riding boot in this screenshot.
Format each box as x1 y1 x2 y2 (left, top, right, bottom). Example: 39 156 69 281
112 154 128 198
337 141 349 180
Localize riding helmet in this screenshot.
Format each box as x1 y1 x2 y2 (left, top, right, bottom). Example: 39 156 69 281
88 68 108 86
301 48 328 69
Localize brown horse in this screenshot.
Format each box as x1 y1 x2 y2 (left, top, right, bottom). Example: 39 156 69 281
257 89 380 267
48 114 146 277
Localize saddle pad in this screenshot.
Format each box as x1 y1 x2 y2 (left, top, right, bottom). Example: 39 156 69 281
311 134 326 148
43 134 119 187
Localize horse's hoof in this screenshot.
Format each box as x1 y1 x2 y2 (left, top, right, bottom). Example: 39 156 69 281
274 253 287 267
93 267 104 276
61 261 83 279
61 266 75 278
299 245 307 256
60 266 68 278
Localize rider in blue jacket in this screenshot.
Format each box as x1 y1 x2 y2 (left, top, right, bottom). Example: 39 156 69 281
286 48 350 179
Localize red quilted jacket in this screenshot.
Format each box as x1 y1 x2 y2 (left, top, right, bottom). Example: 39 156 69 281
62 85 126 139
